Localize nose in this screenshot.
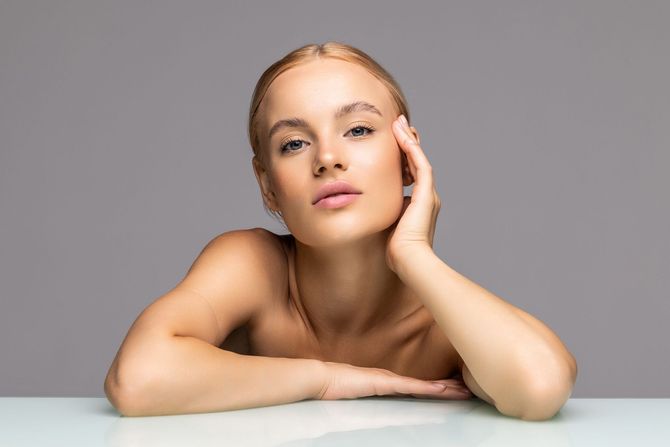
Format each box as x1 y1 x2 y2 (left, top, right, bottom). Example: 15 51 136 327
313 139 348 174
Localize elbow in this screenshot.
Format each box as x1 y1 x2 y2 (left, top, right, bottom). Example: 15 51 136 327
105 379 155 417
104 365 126 415
105 382 136 417
513 352 578 421
104 364 156 417
518 386 573 421
493 386 572 422
104 374 139 417
496 360 577 422
104 372 132 416
517 372 576 421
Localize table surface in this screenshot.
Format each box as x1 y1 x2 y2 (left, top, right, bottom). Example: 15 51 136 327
0 397 668 446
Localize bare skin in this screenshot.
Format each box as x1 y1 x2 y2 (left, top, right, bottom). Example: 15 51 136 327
105 58 572 417
238 58 464 380
220 230 463 382
251 60 432 348
103 59 473 418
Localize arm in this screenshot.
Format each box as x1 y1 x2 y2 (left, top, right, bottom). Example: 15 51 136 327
387 115 575 420
104 229 329 416
396 248 576 421
106 334 326 417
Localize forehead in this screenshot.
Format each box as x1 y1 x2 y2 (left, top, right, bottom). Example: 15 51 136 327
260 59 395 130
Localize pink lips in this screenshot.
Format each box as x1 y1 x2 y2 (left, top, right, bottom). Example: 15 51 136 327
314 193 361 209
312 180 362 205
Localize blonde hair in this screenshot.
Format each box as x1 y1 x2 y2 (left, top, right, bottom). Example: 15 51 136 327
247 41 411 223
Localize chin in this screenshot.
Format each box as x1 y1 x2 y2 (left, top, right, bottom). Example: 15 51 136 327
289 213 393 248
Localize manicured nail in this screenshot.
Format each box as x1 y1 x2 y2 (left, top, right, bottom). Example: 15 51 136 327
400 115 408 126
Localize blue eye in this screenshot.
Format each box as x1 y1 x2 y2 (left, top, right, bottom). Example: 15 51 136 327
280 138 305 153
279 124 376 153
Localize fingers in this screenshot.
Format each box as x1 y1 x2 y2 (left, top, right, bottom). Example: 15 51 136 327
386 375 473 400
414 378 474 400
419 379 473 400
392 115 433 187
392 115 437 209
393 120 420 184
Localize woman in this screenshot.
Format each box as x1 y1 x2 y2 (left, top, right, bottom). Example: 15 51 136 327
104 41 577 421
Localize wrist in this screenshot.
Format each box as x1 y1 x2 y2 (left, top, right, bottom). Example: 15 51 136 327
313 360 332 400
393 246 437 282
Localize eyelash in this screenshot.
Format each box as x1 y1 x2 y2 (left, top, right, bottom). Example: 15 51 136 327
279 123 376 153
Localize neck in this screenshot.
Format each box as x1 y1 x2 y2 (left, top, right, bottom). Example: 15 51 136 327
290 228 411 341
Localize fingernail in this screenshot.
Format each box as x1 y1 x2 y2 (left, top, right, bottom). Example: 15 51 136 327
430 381 447 389
400 115 408 126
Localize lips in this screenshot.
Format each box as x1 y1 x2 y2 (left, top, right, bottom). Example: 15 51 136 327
314 193 360 209
313 180 362 205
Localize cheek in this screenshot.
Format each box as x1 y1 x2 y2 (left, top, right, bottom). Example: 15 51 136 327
269 171 292 201
368 140 403 184
362 148 404 214
272 170 312 207
272 169 295 193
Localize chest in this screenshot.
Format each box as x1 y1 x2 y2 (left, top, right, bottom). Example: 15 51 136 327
221 298 460 381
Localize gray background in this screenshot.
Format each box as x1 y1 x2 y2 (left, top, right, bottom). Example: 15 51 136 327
1 0 667 398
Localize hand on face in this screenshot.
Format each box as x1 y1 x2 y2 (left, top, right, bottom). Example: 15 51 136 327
385 114 441 273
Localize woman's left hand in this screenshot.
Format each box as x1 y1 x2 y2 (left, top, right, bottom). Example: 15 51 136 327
385 114 441 273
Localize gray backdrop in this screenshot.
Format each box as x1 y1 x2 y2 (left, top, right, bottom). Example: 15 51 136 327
1 0 668 398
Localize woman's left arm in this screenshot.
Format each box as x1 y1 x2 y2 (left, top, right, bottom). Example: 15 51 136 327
396 249 577 421
386 115 576 421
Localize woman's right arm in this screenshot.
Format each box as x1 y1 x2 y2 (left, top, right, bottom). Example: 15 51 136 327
106 331 326 416
104 228 328 416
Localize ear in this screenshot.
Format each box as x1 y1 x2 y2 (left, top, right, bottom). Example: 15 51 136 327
401 126 420 186
409 126 420 144
252 156 280 211
401 152 414 186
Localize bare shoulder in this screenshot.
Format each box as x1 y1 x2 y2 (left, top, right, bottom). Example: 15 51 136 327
198 227 286 277
236 227 291 287
244 227 292 304
245 227 290 262
203 227 291 354
174 227 288 343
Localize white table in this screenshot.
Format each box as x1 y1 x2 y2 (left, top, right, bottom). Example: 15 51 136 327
1 397 668 446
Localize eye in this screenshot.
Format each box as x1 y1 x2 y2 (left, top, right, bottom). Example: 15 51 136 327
279 124 376 154
280 138 305 153
347 123 375 138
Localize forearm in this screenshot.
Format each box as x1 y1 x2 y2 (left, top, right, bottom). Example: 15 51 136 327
108 335 326 416
395 248 575 417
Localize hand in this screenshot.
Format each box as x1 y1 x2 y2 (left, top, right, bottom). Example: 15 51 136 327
316 361 473 401
385 114 442 273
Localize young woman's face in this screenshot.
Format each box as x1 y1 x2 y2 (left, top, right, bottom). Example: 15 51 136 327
255 58 413 247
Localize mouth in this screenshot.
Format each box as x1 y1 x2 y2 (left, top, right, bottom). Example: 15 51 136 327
312 180 362 205
313 193 362 209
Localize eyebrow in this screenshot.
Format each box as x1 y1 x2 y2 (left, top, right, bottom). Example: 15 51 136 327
267 100 383 140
